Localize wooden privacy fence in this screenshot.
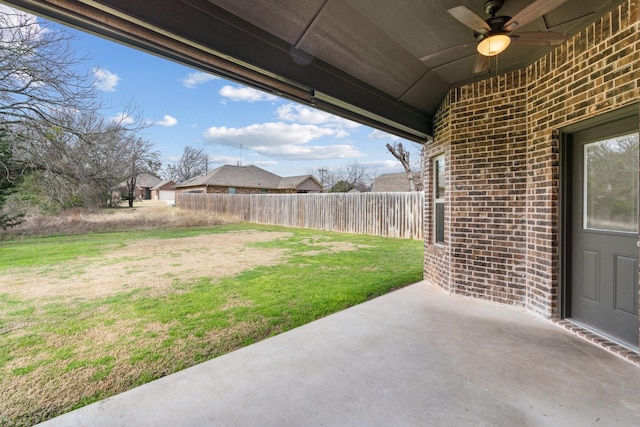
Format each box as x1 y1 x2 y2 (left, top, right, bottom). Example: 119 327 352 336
177 192 424 240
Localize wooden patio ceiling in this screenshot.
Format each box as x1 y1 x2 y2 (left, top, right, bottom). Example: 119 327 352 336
0 0 624 141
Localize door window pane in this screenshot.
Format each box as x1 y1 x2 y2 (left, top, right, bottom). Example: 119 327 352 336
584 133 639 232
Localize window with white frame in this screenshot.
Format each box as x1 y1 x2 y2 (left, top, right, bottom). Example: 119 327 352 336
434 155 445 245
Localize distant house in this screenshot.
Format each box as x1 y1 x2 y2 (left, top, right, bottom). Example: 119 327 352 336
277 175 324 193
151 180 176 203
372 172 423 192
174 165 323 194
114 173 163 201
131 173 163 200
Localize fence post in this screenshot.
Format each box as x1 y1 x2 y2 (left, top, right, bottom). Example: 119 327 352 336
179 192 424 240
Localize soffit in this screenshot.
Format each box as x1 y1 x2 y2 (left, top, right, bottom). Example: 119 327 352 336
0 0 624 141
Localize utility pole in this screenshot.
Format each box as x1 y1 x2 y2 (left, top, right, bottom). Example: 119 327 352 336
319 168 327 182
319 168 327 192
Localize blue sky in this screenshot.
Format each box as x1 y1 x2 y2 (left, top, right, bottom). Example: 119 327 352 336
38 8 420 178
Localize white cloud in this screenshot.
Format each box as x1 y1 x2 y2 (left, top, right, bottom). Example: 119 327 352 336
156 115 178 127
362 159 404 172
219 85 277 102
9 70 44 88
202 122 362 160
208 155 242 165
250 144 362 159
92 68 120 92
110 112 134 125
181 71 218 88
204 122 347 145
252 160 279 167
210 157 277 170
277 103 359 129
368 129 401 140
208 156 277 168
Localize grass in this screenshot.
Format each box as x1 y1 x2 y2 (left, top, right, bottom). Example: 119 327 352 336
0 201 229 239
0 220 423 427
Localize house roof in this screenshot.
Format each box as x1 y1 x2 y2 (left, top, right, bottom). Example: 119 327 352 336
277 175 323 190
5 1 621 142
117 173 163 189
151 180 175 191
135 173 163 189
372 172 421 192
175 165 317 190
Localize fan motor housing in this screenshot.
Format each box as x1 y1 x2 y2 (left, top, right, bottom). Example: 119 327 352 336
487 15 511 31
484 0 503 16
474 15 510 40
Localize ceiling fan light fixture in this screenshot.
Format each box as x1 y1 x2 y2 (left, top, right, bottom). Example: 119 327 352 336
477 33 511 56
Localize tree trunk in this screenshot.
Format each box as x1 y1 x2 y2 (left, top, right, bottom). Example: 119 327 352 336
386 143 416 191
127 176 136 208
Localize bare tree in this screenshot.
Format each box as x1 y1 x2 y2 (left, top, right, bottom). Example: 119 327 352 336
333 162 373 192
0 6 156 212
12 108 151 209
309 166 335 191
310 162 375 192
0 6 98 134
164 146 209 183
122 136 161 207
386 142 423 191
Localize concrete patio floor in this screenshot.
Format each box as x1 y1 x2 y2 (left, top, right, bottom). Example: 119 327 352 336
39 281 640 426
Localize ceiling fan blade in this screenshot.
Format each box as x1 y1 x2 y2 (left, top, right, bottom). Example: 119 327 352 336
448 6 490 34
419 41 478 62
472 54 490 74
511 31 568 45
504 0 568 31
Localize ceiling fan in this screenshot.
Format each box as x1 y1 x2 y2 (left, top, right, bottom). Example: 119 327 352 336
422 0 569 74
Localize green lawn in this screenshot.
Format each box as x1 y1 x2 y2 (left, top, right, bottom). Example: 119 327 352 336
0 224 423 426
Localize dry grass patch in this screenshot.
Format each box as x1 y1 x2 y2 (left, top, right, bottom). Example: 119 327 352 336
1 229 292 426
0 221 424 426
2 315 274 425
0 226 291 425
0 231 291 301
2 202 229 239
1 311 281 425
298 236 373 256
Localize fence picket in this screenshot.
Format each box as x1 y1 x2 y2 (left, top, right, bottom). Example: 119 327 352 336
176 192 424 240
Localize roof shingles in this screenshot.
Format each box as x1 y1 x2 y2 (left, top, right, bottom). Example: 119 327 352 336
176 165 321 191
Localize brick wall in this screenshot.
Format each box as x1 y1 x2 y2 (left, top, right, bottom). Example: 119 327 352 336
426 0 640 317
526 0 640 316
423 94 451 291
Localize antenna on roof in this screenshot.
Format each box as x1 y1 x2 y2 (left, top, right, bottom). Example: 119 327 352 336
238 143 243 166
